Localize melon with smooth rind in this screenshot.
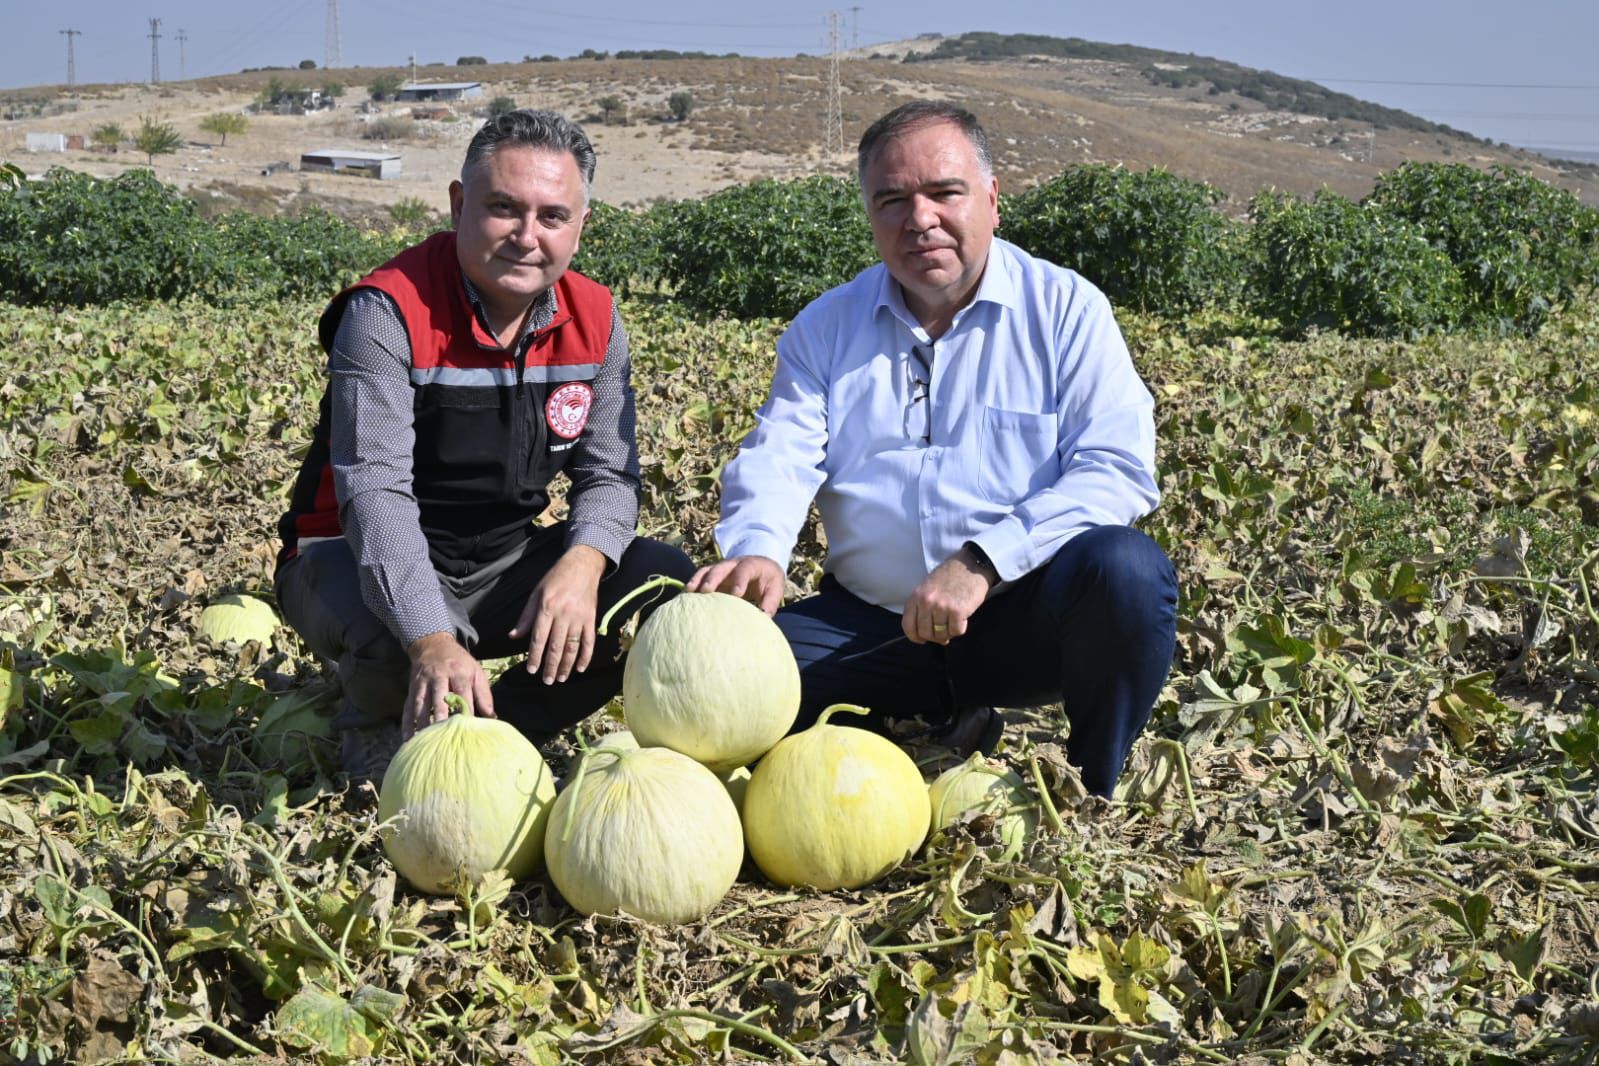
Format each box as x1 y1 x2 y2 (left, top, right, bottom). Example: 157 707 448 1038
742 704 929 891
622 590 800 773
378 715 556 895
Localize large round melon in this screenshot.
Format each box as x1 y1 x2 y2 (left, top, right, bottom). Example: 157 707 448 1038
742 705 929 891
545 745 743 924
623 591 800 773
378 715 556 895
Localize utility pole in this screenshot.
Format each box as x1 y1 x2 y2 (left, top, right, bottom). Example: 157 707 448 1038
825 11 843 157
849 6 861 49
325 0 342 69
176 29 188 79
147 18 162 84
409 53 417 86
60 28 81 88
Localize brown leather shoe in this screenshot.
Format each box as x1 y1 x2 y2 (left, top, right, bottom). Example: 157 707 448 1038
933 707 1004 757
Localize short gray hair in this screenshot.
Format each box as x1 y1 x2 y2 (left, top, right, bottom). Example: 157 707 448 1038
461 109 596 201
856 101 993 186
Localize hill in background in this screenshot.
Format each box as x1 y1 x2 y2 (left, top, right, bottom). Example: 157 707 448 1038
4 31 1595 224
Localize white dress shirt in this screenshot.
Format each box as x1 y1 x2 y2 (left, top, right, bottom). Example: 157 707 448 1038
715 237 1159 612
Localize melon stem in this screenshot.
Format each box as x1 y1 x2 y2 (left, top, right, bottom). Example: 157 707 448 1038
815 703 871 728
597 574 686 636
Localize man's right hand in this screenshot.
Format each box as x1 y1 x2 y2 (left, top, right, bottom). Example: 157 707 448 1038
403 632 496 739
686 556 787 616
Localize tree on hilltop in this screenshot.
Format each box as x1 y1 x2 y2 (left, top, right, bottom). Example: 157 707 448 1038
199 112 248 147
133 116 182 166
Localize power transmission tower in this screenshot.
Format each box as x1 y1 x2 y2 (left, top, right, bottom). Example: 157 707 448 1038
850 6 861 49
325 0 343 69
147 18 162 84
825 11 843 157
60 28 80 88
176 29 188 79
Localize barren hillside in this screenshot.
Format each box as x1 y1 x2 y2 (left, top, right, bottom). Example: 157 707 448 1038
5 41 1596 225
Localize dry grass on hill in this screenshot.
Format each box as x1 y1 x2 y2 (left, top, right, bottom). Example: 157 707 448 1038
4 48 1596 226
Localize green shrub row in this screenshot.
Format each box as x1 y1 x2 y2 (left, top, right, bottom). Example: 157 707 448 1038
6 162 1598 338
582 162 1599 338
0 168 410 306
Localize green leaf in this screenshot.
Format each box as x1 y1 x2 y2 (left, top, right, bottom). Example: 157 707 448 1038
275 986 386 1057
1501 927 1546 984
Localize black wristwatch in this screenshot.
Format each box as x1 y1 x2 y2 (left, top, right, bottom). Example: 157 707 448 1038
962 542 999 585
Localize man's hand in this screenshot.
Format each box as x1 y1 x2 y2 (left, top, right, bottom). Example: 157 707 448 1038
511 544 606 684
686 555 786 616
405 632 495 739
903 546 998 645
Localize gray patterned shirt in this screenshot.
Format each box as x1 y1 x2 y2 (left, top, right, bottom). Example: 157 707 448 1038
327 275 640 647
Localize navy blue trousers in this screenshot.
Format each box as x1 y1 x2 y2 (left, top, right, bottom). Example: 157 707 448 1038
275 526 695 741
774 525 1178 797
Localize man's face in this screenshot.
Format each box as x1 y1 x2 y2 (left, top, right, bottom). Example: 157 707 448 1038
449 145 588 319
862 119 999 326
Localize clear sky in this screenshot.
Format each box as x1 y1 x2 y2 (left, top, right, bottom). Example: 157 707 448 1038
5 0 1597 155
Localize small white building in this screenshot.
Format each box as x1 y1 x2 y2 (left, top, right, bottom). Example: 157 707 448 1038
26 132 67 152
299 148 402 180
395 81 483 103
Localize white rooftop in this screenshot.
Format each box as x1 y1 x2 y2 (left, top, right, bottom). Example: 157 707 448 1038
302 149 401 160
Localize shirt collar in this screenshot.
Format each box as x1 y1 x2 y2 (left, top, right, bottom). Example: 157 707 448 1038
460 272 559 345
871 237 1024 335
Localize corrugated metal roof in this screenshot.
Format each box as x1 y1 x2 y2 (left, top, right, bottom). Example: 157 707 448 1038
400 82 482 91
302 149 402 161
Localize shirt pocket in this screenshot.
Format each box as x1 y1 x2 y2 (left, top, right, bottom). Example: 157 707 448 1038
977 407 1058 505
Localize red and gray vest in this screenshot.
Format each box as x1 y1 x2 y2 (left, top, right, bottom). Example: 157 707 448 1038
276 231 615 570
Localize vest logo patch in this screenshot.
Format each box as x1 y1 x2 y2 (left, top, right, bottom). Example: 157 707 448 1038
546 382 594 439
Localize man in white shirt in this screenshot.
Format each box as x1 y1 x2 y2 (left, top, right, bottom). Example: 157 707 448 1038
687 102 1177 797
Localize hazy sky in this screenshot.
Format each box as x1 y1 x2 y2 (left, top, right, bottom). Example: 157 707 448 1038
5 0 1597 153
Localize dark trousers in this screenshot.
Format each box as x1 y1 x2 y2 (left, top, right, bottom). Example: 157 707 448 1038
275 525 695 741
774 525 1178 797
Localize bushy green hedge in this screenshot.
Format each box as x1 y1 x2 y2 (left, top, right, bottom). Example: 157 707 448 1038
214 210 410 301
7 161 1599 341
654 175 878 320
572 200 662 297
0 168 404 307
1246 189 1466 338
1002 165 1241 314
0 168 223 304
1365 162 1599 333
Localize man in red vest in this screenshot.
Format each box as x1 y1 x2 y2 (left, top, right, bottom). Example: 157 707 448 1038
276 110 691 780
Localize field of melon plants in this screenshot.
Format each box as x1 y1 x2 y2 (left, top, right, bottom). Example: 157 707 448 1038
0 287 1596 1064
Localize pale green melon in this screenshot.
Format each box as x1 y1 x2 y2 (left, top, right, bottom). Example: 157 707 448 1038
378 715 556 895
